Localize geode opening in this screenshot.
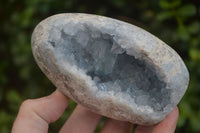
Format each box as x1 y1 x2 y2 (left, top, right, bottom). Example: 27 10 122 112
48 23 171 112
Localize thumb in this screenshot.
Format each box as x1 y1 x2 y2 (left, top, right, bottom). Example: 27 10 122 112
12 89 69 133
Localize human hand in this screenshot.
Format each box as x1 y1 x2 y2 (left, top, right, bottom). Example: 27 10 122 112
12 89 179 133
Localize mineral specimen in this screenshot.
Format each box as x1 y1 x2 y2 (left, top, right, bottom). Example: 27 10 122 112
31 13 189 125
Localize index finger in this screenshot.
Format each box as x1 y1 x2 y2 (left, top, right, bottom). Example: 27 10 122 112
12 89 69 133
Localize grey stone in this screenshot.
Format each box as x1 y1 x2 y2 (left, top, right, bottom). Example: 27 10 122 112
31 13 189 125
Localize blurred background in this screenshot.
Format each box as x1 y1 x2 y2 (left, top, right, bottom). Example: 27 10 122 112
0 0 200 132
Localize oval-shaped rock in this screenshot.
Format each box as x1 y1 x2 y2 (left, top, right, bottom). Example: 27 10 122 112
31 13 189 125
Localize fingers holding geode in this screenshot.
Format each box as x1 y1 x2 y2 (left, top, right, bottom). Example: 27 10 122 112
59 105 102 133
100 119 133 133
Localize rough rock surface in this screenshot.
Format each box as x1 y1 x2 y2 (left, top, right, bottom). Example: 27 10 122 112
31 13 189 125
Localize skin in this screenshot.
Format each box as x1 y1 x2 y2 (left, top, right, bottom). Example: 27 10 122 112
12 89 179 133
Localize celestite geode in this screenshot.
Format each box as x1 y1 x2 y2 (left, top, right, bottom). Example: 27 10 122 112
31 13 189 125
